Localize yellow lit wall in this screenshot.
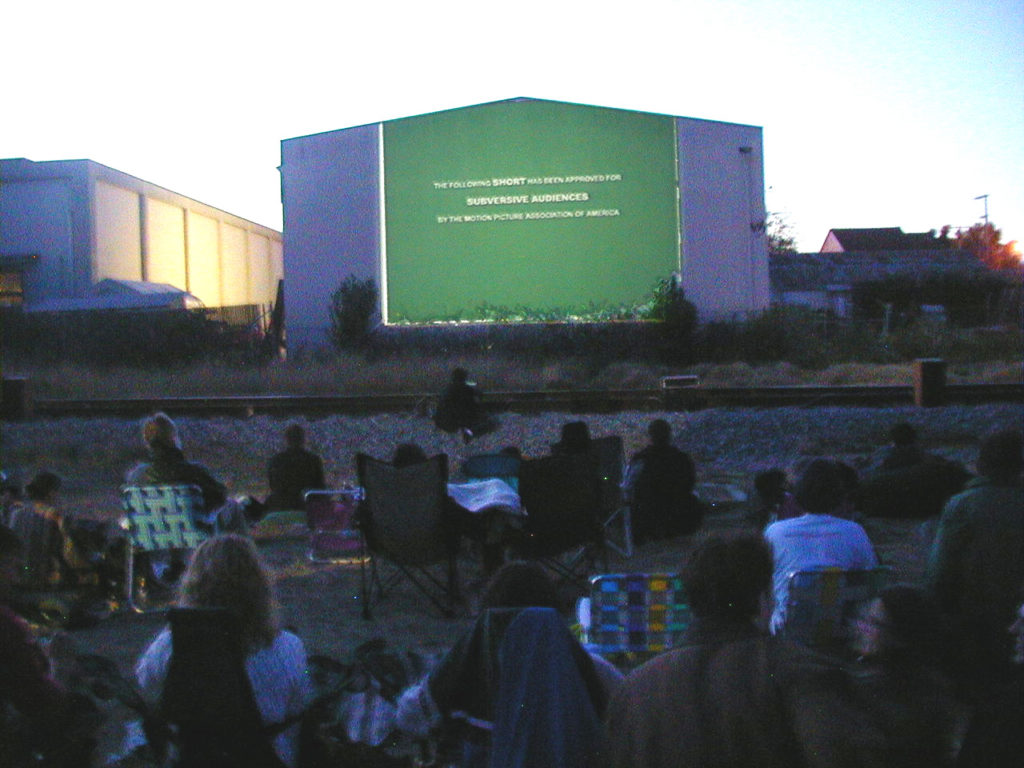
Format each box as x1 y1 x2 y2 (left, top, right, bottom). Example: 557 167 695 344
94 181 141 281
220 223 249 305
186 211 221 305
248 232 271 305
144 197 187 288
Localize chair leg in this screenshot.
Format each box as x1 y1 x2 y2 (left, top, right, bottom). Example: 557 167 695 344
359 536 373 620
124 544 136 612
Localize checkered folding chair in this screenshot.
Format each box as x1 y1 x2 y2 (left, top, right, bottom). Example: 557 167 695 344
782 566 891 649
578 573 692 666
121 485 208 612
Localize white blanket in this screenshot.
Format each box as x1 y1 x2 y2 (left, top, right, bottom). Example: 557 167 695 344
447 479 523 516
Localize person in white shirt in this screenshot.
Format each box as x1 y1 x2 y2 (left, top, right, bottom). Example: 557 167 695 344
764 459 878 634
135 535 313 767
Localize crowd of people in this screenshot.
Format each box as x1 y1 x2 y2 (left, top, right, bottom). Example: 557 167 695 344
0 395 1020 766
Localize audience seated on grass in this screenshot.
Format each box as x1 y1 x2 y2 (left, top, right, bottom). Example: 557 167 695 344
6 472 97 589
847 584 960 766
396 561 620 768
956 586 1024 768
926 427 1024 701
605 531 827 768
551 420 592 455
0 525 98 767
858 422 972 519
132 534 313 767
433 367 498 443
126 412 250 534
764 459 878 634
622 419 704 542
264 423 325 514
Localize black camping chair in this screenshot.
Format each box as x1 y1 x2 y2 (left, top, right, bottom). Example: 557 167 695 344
512 454 606 587
356 453 462 619
161 607 286 768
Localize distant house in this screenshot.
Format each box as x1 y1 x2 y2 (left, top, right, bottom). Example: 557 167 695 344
820 226 955 254
770 227 982 318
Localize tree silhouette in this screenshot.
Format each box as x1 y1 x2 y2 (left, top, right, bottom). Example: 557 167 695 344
766 212 798 255
953 222 1019 270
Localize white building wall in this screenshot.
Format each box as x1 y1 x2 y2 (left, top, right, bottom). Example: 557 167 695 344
280 123 381 350
279 103 769 347
0 178 77 302
676 118 769 320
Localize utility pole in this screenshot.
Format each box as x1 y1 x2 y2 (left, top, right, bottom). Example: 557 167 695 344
974 194 989 225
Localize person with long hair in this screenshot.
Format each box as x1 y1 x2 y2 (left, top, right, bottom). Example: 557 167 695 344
135 535 312 767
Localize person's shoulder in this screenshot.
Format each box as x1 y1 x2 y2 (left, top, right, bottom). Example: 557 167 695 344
124 461 152 483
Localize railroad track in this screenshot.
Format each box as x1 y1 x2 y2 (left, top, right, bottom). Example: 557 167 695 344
15 382 1023 418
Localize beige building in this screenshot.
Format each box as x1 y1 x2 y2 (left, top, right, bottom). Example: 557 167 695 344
0 158 282 312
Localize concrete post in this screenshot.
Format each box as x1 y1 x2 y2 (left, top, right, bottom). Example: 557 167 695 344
913 359 946 408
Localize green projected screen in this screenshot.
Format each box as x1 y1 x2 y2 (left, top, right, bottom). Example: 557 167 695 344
382 100 681 324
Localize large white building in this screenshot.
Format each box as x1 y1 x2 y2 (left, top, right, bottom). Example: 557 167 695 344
280 98 770 349
0 158 282 312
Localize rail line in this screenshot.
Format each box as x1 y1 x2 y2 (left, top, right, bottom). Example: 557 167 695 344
18 382 1024 418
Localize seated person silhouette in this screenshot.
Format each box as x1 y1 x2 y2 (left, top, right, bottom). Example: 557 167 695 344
264 424 325 513
878 423 927 471
846 584 959 766
0 525 97 766
764 459 878 634
5 472 95 588
551 420 592 455
134 534 313 767
623 419 704 543
126 412 248 534
433 368 497 443
859 422 971 519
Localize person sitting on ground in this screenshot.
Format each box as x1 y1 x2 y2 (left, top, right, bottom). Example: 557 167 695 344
764 459 878 634
392 442 429 468
433 368 498 442
134 534 313 767
926 427 1024 700
847 583 960 767
126 412 249 533
0 525 96 767
396 560 618 768
264 424 326 513
747 468 800 528
623 419 704 543
879 422 927 472
858 423 971 519
6 472 94 588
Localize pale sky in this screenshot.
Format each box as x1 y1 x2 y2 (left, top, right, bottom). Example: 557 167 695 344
3 0 1022 251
